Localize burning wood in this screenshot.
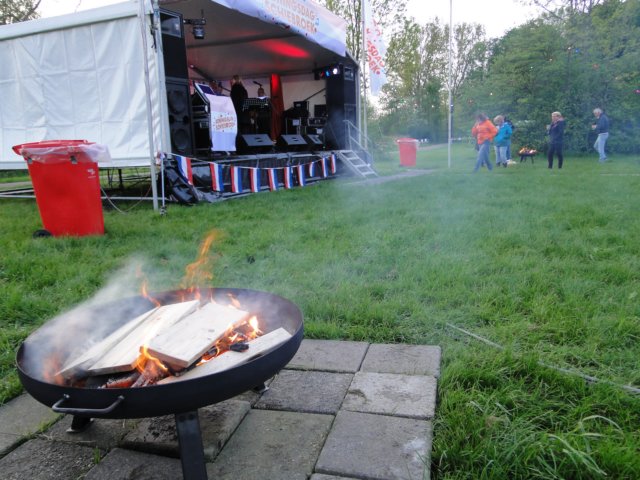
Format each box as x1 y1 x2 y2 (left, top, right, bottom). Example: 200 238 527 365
146 302 250 370
158 327 292 385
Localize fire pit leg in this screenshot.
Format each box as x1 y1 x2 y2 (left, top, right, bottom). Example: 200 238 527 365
67 416 93 433
252 382 269 394
175 411 208 480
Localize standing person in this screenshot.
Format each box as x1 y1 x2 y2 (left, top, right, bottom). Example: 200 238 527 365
230 75 248 116
504 116 514 162
592 108 609 163
546 111 565 169
471 113 498 172
493 115 512 167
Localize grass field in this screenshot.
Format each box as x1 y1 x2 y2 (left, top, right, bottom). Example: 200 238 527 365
1 143 639 478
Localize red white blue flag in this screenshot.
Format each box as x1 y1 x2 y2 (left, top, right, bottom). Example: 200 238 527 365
320 157 328 178
210 162 224 191
249 168 261 193
296 165 306 187
283 166 294 189
307 161 316 178
267 168 279 191
330 154 337 174
176 155 193 185
231 166 243 193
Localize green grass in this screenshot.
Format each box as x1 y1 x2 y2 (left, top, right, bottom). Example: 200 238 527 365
1 144 639 478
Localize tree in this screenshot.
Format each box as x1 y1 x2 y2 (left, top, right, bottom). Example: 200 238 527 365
520 0 605 16
1 0 40 25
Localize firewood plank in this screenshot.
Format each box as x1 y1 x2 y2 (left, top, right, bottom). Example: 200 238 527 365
158 327 293 384
146 302 250 369
57 307 159 378
85 300 199 375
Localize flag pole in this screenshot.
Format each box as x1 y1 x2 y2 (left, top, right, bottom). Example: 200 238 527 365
447 0 453 168
362 0 368 147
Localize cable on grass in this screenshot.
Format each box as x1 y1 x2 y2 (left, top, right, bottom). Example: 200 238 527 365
445 323 640 396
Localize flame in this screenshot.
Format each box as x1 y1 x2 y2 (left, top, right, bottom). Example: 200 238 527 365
140 280 162 307
135 345 169 375
182 230 220 295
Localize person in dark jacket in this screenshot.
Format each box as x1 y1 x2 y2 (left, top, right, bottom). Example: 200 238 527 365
230 75 248 116
592 108 609 162
546 111 565 169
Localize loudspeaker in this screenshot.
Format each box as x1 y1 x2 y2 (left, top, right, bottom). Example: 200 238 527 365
325 63 358 149
239 134 273 153
160 9 189 79
277 134 307 151
304 134 324 150
166 79 194 156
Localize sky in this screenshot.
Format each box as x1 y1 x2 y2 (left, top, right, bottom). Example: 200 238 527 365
38 0 538 39
407 0 538 38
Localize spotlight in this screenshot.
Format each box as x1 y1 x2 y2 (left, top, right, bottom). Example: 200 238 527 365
184 10 206 40
313 64 343 80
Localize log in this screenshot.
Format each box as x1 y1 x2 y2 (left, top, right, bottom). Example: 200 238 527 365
146 302 250 369
85 300 199 376
58 307 158 379
158 327 292 384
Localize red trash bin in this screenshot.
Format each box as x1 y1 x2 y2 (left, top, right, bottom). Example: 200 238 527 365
397 138 419 167
12 140 105 237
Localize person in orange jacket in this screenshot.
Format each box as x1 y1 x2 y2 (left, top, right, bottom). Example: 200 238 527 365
471 113 498 172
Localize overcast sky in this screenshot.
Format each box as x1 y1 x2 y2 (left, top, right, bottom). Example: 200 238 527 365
39 0 539 38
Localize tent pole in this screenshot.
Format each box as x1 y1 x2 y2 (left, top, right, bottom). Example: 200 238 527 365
140 0 159 211
447 0 453 169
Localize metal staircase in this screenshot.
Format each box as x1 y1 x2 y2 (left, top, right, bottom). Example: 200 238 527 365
335 150 377 178
336 120 378 178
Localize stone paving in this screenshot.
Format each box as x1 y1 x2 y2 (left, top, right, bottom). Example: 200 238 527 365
0 340 440 480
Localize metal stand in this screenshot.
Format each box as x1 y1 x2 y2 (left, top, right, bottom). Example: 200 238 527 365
67 415 94 433
175 410 208 480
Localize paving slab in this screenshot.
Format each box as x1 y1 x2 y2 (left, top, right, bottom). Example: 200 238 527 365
207 409 333 480
83 447 183 480
342 372 437 419
287 339 369 372
0 393 61 455
44 416 139 450
361 344 441 377
254 369 353 414
315 410 432 480
0 438 96 480
311 475 360 480
121 399 250 461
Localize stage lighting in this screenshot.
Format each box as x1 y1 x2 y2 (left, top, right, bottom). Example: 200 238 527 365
313 64 343 80
184 10 206 40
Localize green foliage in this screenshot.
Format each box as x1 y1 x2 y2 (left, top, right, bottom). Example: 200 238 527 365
1 0 40 24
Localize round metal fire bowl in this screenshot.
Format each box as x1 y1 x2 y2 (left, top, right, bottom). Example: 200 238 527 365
16 288 303 419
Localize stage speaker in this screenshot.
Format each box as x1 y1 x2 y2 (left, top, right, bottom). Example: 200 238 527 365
304 134 324 150
166 79 195 156
277 134 307 151
160 9 189 80
325 62 358 149
239 134 273 153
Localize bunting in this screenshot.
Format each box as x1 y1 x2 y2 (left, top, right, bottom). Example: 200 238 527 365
231 166 243 193
210 163 224 191
330 154 337 174
249 168 261 193
283 166 294 189
296 164 306 187
308 161 316 178
267 168 279 191
320 157 328 178
176 155 193 185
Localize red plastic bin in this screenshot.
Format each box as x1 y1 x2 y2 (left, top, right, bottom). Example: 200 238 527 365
396 138 419 167
12 140 104 237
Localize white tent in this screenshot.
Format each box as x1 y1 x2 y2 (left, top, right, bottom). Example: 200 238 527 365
0 0 351 172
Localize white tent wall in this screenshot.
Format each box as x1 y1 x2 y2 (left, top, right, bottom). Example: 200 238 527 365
0 1 160 170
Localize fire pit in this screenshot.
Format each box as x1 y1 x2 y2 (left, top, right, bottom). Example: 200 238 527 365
16 288 303 480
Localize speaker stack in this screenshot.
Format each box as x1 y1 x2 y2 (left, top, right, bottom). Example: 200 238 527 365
160 9 194 156
277 134 307 152
325 63 358 150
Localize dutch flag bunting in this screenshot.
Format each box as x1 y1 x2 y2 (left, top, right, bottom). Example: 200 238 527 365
307 161 316 178
267 168 279 191
320 157 328 178
176 155 193 185
330 154 337 174
283 167 294 189
296 164 306 187
231 166 243 193
249 168 261 193
210 163 224 191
